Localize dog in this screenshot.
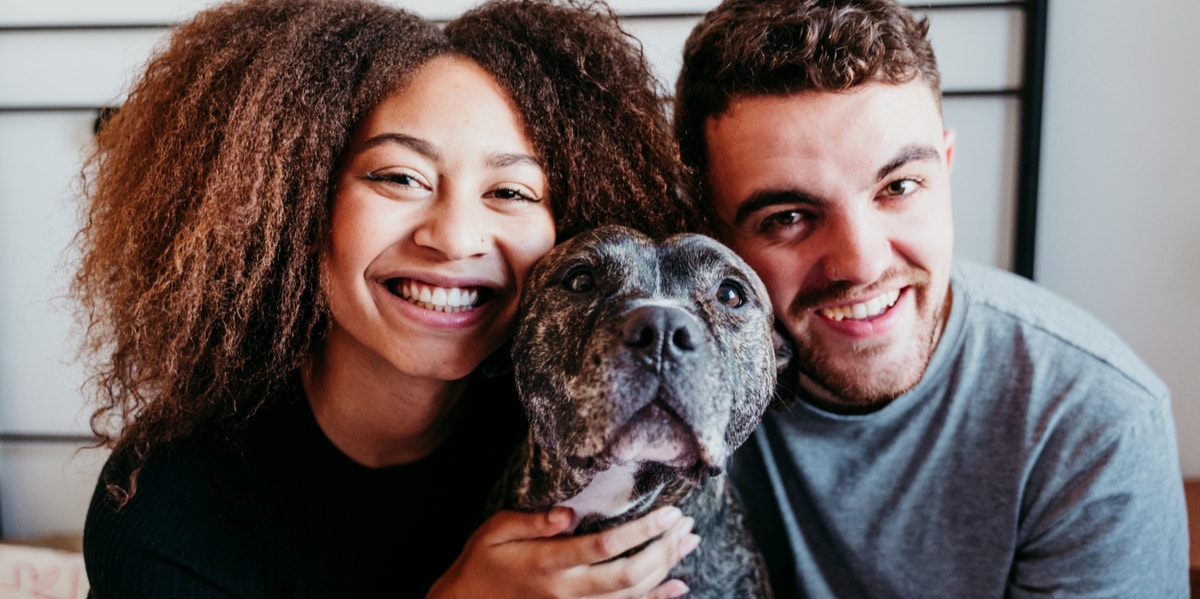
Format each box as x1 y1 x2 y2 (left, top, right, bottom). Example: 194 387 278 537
494 225 782 598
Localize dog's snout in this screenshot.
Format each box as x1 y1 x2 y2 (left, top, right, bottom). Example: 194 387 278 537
622 306 701 361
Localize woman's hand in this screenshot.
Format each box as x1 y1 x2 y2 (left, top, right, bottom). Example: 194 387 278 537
427 505 700 599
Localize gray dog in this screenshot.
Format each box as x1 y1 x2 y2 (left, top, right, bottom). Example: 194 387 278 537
494 225 781 598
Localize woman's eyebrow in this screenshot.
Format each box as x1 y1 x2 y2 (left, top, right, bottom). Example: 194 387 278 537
357 133 540 171
487 152 542 170
359 132 441 161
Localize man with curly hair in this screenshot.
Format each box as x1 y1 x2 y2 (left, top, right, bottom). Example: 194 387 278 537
674 0 1189 596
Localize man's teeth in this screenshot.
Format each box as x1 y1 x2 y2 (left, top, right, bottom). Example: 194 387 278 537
818 289 901 322
398 280 480 312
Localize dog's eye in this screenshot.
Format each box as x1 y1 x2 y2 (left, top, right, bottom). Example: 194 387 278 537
716 280 745 308
564 266 595 293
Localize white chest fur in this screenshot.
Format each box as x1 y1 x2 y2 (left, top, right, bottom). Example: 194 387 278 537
556 461 665 533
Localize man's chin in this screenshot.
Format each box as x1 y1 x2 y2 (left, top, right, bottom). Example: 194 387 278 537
793 347 929 411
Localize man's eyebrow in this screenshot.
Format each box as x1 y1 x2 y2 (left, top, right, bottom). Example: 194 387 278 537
734 189 821 226
359 132 440 161
876 144 941 181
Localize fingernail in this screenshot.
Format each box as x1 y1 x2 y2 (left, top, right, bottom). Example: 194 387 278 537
668 582 690 598
657 506 683 527
679 533 701 557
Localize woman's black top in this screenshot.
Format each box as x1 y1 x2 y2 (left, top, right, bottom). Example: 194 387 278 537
83 373 526 598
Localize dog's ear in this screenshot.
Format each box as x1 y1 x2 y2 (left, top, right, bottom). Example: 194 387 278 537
772 324 793 376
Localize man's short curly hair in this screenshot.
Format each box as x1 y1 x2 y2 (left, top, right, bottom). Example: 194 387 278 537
674 0 941 208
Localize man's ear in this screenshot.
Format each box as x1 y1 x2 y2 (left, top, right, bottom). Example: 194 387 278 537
943 128 957 172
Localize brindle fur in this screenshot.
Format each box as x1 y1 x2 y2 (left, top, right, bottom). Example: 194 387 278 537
494 225 779 598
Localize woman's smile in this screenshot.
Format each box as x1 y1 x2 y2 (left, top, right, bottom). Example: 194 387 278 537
387 278 486 313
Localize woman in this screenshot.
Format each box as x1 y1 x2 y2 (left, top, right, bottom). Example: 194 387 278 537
75 0 698 596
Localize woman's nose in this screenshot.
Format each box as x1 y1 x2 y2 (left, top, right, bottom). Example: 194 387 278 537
412 188 490 259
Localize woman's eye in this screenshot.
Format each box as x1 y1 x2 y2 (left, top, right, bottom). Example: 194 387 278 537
366 171 423 188
716 280 745 308
491 187 540 203
563 267 595 293
882 179 918 197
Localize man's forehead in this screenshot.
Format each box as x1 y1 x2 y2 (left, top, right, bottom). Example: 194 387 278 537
705 83 944 167
701 83 949 220
713 82 939 128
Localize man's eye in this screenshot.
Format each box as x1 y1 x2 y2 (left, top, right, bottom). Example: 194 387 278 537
759 210 802 232
882 179 919 197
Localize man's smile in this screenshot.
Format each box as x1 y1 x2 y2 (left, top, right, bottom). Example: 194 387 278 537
816 288 902 322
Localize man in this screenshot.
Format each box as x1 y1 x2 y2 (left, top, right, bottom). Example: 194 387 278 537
673 0 1190 596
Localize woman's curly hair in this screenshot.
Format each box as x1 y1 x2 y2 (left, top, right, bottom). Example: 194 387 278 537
74 0 449 501
675 0 941 213
446 0 698 240
74 0 693 503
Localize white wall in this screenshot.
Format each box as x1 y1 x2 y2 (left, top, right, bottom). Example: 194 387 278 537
1037 0 1200 476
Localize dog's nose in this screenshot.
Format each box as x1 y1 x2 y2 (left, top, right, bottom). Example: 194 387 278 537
622 305 701 361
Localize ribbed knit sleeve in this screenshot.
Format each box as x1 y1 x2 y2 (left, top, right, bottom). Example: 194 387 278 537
83 444 272 599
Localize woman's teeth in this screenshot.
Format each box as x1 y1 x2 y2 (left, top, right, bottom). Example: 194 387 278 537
818 289 901 322
391 279 480 312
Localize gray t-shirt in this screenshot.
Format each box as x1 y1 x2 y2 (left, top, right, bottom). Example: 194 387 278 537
730 260 1189 598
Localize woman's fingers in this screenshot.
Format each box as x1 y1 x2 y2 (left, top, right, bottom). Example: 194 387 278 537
477 506 575 545
445 505 701 599
567 511 700 597
550 505 685 568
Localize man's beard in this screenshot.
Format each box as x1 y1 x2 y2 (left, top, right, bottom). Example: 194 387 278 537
785 267 947 411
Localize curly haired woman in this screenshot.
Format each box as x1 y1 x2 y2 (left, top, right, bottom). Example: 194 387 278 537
76 0 699 596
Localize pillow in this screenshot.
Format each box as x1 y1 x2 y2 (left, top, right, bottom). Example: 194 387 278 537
0 543 89 599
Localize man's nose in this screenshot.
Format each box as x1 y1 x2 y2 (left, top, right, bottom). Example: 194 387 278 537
820 211 890 285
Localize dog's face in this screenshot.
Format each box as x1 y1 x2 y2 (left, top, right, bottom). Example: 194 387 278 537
512 225 778 515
